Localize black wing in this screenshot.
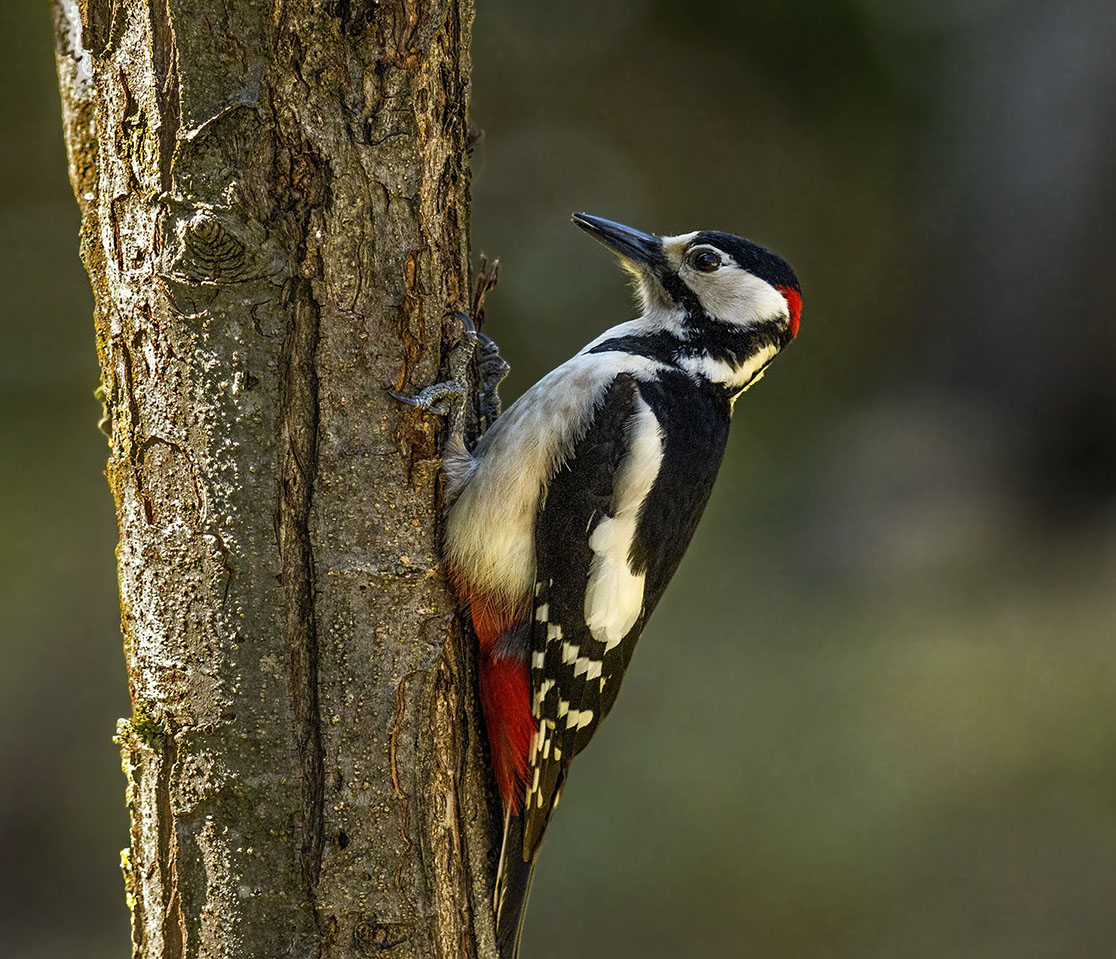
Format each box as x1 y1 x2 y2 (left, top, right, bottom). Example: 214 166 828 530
521 370 734 855
522 373 639 852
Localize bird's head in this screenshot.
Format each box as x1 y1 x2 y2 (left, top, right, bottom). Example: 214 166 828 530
572 212 801 343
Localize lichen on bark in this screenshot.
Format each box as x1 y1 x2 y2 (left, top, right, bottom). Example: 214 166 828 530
52 0 497 955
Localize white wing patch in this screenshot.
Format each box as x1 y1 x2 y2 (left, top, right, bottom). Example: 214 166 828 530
583 393 664 651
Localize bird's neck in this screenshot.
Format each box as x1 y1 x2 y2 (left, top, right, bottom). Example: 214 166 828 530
579 308 782 394
674 312 781 393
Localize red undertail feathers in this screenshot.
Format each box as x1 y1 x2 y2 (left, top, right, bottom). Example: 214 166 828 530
478 655 535 814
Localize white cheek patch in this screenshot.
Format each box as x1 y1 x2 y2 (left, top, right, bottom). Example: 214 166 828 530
685 261 789 330
583 394 664 651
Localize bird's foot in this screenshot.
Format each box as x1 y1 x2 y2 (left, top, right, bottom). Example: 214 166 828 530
389 311 486 441
476 327 510 431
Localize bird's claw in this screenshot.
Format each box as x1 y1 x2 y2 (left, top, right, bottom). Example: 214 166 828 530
387 381 469 417
445 309 476 336
390 308 509 443
389 310 485 441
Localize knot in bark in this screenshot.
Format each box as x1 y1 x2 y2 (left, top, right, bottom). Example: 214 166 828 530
178 209 249 282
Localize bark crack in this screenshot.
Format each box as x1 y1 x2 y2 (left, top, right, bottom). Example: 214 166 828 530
277 275 325 904
149 0 181 192
155 726 186 959
389 672 416 891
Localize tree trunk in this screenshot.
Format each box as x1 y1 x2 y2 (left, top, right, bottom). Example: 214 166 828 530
51 1 498 956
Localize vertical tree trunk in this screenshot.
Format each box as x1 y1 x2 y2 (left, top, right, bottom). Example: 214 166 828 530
51 1 497 956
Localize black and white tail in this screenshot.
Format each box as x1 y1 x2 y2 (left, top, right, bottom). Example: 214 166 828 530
494 810 538 959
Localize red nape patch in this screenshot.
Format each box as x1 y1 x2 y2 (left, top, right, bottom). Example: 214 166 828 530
479 656 536 813
778 286 802 337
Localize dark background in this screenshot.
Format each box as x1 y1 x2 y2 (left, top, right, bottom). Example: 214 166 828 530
4 2 1116 957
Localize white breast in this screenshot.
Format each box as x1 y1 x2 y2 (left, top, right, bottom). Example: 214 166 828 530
443 350 665 603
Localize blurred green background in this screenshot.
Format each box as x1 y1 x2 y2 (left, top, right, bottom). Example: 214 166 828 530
4 2 1116 957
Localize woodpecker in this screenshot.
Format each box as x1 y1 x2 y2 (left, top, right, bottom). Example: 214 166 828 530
418 214 801 958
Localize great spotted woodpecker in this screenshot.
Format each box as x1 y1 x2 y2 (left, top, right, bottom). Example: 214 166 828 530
407 214 801 958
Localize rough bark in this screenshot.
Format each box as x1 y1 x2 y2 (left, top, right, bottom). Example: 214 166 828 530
51 1 498 956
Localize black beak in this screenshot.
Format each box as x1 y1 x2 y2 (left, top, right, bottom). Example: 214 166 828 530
572 213 662 270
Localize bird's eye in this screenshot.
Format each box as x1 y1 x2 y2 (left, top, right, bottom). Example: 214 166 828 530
689 249 721 273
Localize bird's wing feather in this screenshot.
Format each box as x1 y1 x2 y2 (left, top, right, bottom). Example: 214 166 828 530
522 373 665 854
